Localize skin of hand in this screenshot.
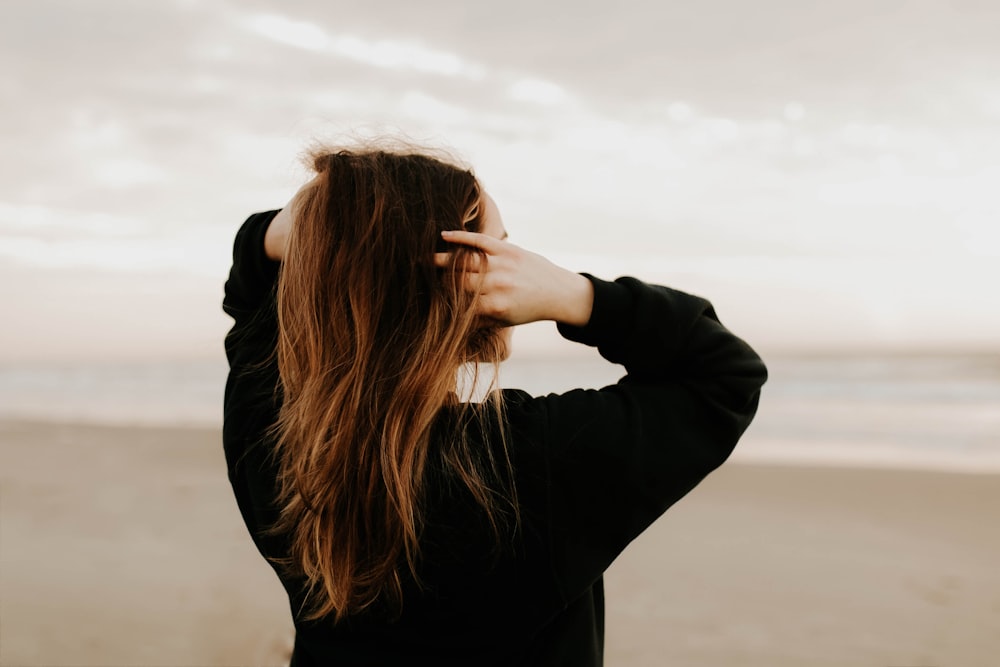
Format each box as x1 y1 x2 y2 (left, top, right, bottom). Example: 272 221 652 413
264 205 293 261
434 230 594 327
265 176 320 261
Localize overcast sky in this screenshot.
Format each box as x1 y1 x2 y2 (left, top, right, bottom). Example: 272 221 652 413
2 0 999 361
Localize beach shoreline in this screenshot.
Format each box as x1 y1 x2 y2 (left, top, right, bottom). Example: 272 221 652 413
2 419 998 666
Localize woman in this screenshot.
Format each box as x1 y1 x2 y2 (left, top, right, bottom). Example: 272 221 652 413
223 145 766 666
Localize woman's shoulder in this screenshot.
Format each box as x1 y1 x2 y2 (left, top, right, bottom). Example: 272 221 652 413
493 386 613 458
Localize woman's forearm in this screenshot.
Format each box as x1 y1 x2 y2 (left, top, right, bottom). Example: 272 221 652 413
263 206 292 261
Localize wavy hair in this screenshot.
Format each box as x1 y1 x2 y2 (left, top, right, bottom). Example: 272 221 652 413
270 146 515 622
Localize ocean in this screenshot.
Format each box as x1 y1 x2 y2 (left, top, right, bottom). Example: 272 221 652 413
1 354 997 473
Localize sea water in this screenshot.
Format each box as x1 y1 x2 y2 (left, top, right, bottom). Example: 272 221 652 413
1 354 997 472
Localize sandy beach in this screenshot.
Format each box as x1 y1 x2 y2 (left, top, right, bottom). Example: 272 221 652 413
2 419 998 666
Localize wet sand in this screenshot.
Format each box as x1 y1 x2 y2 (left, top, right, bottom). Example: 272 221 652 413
2 419 997 666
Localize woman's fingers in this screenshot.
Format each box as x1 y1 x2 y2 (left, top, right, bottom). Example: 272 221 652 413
437 229 590 326
432 251 486 272
440 229 504 253
435 229 504 272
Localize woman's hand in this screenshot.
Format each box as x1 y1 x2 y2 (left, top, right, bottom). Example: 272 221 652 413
264 206 293 261
265 175 322 261
434 230 594 327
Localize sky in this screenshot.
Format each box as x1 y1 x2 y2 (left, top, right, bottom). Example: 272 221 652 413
2 0 999 362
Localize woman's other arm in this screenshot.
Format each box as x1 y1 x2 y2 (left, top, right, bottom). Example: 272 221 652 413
437 230 767 605
263 205 293 262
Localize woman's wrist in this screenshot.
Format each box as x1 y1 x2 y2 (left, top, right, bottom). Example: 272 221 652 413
553 272 594 327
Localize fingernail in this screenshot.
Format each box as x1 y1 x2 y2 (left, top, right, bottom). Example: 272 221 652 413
441 230 454 236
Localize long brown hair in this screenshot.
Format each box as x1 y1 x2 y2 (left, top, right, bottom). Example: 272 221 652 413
270 146 515 622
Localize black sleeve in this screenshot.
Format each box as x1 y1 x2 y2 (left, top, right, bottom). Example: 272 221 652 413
221 210 284 556
222 209 282 318
516 274 767 604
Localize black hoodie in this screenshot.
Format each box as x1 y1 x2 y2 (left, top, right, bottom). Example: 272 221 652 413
222 210 767 666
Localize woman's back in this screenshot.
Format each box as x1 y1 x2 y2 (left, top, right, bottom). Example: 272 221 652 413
222 148 767 666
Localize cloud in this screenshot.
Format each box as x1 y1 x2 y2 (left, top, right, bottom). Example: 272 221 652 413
508 78 572 107
0 201 231 276
0 228 231 277
241 12 330 51
93 158 170 189
399 91 472 126
241 12 487 79
0 203 150 237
